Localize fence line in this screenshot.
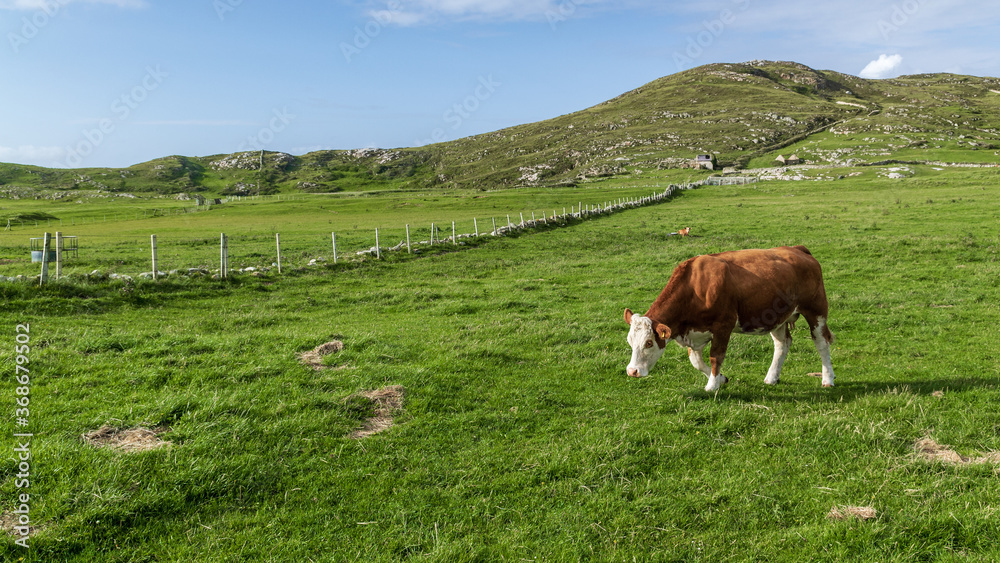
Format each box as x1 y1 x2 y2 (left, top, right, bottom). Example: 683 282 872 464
10 183 699 284
2 185 692 232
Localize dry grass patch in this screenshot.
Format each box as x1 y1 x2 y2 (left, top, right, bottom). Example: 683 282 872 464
913 436 1000 465
2 510 40 538
82 425 170 452
299 340 344 369
347 385 405 439
827 505 878 521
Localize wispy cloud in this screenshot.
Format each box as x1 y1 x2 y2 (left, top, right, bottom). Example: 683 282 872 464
368 0 609 25
0 144 65 165
133 120 256 126
0 0 146 9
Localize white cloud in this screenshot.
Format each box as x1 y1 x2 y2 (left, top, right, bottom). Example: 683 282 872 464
859 53 903 79
0 145 65 165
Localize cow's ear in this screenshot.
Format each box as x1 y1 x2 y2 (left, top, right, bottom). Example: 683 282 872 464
624 308 634 324
655 323 671 340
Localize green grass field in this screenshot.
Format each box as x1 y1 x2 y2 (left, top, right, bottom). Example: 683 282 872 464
3 167 1000 561
0 171 701 279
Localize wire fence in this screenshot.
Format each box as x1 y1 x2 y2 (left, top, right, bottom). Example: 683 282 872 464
4 184 700 284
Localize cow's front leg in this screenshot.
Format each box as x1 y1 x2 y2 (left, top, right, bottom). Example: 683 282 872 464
705 330 732 392
688 346 711 378
764 322 792 385
691 346 727 392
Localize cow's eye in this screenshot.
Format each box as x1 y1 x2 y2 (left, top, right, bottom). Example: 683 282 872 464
645 340 654 349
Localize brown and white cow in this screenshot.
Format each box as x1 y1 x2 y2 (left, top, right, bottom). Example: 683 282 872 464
624 245 835 391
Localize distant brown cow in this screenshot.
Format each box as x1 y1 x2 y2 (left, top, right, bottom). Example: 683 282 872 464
624 246 835 391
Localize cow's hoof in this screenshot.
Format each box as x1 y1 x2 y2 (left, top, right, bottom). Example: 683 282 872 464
763 377 779 385
705 375 728 392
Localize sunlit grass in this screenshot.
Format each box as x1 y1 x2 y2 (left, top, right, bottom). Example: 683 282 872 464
2 168 1000 561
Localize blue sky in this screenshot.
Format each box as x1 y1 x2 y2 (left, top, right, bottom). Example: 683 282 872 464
2 0 999 168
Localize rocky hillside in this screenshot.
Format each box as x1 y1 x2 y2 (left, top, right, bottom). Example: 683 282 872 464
2 61 998 197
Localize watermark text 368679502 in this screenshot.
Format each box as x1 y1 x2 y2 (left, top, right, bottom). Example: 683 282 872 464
12 323 33 549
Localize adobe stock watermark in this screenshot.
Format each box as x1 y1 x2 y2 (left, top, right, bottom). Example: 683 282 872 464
878 0 922 41
213 0 244 21
62 65 168 168
7 0 71 54
414 75 501 146
236 107 296 152
340 0 403 63
672 0 751 72
546 0 581 30
12 323 33 549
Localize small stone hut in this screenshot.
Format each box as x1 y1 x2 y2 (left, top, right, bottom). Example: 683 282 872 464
692 154 716 170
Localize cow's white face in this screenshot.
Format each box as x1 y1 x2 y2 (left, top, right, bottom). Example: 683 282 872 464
625 313 667 377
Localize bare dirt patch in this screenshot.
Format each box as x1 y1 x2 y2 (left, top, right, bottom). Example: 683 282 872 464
299 340 344 370
914 436 1000 465
82 425 170 452
2 510 37 538
347 385 405 439
827 505 877 521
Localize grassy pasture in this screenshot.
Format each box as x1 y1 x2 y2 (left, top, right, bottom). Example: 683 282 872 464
2 168 1000 561
0 175 695 279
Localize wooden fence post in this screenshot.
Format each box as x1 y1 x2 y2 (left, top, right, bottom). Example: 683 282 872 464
375 228 381 259
39 232 51 286
452 221 456 245
406 224 411 253
332 232 337 264
220 233 228 279
275 233 282 274
55 231 63 280
151 234 158 280
474 218 479 237
492 217 497 235
430 223 435 246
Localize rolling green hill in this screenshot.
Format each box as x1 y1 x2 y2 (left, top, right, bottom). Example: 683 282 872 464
2 61 998 198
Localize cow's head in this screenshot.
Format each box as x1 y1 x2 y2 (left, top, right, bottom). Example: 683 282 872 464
624 308 670 377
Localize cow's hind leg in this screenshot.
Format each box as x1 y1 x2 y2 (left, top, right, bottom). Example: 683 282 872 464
764 322 792 385
806 315 836 387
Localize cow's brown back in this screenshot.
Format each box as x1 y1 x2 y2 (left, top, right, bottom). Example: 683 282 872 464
647 245 828 336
